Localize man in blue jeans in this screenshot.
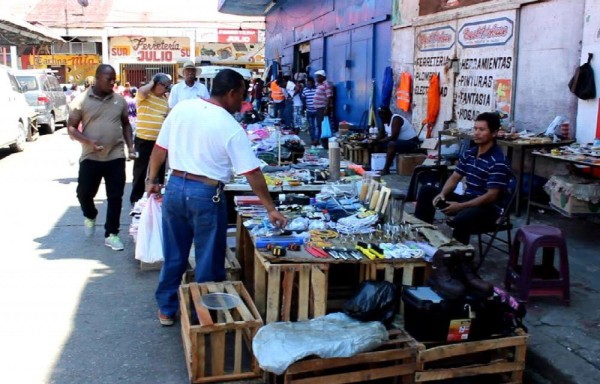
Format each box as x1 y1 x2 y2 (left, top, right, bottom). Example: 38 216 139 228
414 112 510 245
301 77 318 146
146 69 287 326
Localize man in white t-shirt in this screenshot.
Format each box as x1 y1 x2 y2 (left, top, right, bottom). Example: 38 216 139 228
168 61 210 108
146 69 287 326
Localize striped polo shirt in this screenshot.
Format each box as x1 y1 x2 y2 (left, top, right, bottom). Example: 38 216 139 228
313 81 333 109
135 93 169 141
301 86 317 112
455 143 510 213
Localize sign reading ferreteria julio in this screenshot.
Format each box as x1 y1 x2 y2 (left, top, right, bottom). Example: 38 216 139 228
109 36 191 62
455 11 515 129
413 23 456 133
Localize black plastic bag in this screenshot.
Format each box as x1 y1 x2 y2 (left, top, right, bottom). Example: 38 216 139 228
343 281 398 326
568 53 596 100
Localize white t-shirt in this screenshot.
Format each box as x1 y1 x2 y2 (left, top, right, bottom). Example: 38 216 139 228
168 81 210 108
385 114 417 141
156 98 260 182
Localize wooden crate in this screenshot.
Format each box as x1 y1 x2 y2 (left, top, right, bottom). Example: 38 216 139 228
254 250 329 324
414 329 528 383
179 281 263 384
269 329 420 384
360 260 431 286
343 144 370 166
183 247 242 284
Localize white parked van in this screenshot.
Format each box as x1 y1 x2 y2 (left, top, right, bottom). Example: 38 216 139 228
194 65 253 92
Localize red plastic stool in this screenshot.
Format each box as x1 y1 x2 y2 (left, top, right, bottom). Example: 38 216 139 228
505 225 570 305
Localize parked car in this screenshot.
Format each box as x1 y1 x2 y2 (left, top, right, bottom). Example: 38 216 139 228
0 65 31 152
14 69 69 134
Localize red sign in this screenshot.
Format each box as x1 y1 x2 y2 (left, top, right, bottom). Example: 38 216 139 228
217 29 258 44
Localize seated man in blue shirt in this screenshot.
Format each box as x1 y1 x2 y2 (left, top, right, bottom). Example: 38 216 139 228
414 112 510 245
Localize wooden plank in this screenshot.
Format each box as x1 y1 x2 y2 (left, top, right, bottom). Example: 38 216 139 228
369 190 380 210
234 329 242 374
384 265 395 283
311 266 327 317
511 344 528 382
379 186 392 214
254 251 267 316
194 332 206 381
288 363 416 384
232 281 263 322
297 265 310 321
415 361 525 382
266 265 282 323
288 348 417 373
190 284 214 327
210 331 226 376
281 268 296 322
402 264 415 286
419 335 528 363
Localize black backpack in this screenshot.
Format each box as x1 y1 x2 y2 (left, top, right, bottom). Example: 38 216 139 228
568 53 596 100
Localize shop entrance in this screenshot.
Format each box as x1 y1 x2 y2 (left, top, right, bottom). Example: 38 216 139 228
294 42 310 78
120 63 176 87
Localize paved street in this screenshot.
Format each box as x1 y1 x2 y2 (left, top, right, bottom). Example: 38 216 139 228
0 130 188 383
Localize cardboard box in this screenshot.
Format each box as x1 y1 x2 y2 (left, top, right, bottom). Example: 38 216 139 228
397 154 427 176
549 190 600 216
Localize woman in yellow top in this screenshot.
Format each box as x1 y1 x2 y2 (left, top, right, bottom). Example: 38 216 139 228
130 73 171 205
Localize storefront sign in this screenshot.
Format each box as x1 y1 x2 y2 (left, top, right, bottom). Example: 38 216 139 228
417 26 456 52
458 17 514 48
413 21 457 134
109 37 191 63
31 54 100 66
455 11 516 128
196 43 264 65
217 29 258 44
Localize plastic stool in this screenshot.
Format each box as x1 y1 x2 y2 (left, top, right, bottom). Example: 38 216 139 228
505 225 570 305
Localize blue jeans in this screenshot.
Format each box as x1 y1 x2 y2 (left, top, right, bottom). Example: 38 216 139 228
306 110 318 142
155 175 227 316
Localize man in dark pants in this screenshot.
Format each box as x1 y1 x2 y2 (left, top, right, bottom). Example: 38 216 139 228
129 73 171 205
313 70 333 148
68 64 135 251
414 112 510 245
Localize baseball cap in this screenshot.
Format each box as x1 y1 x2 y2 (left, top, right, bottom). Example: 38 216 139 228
314 70 326 77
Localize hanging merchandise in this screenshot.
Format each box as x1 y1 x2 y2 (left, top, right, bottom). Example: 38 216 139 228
396 72 412 112
380 66 394 109
568 53 596 100
420 73 440 139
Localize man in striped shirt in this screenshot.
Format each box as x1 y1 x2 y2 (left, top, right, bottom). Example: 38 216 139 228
414 112 510 245
301 77 318 146
130 73 171 205
314 70 333 147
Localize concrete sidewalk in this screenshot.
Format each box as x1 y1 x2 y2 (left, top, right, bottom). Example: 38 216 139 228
383 173 600 384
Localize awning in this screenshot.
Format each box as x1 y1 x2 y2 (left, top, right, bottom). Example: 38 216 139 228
218 0 276 16
0 14 64 45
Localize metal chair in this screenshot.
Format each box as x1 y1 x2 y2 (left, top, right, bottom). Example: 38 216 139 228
472 170 518 269
398 164 449 221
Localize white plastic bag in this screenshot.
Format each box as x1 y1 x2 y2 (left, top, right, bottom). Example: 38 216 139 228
134 195 164 263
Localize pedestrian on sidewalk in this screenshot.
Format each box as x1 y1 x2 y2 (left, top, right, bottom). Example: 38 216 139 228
129 73 171 205
301 77 318 146
67 64 136 251
146 69 287 326
314 70 334 148
168 61 209 108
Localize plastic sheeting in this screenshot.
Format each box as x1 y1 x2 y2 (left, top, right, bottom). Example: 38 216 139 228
252 313 388 375
544 175 600 203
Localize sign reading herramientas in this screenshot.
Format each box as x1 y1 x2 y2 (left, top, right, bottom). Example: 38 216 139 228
455 11 516 128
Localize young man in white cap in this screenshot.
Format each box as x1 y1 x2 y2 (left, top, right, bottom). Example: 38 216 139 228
168 61 209 108
313 69 333 147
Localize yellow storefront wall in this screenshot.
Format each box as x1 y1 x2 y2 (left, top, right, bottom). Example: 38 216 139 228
27 54 101 85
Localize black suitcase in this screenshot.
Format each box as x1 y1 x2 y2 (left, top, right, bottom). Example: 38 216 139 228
402 286 508 342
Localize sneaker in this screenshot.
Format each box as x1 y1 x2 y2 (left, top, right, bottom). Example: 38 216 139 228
316 145 324 149
84 218 95 237
104 234 124 251
158 310 175 326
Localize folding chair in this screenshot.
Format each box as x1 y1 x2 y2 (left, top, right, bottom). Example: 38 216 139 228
472 170 518 269
398 164 449 221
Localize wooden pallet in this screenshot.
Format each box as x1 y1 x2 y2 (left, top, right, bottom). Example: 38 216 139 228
254 250 329 324
183 247 242 284
269 329 420 384
360 259 431 287
414 329 529 383
179 281 263 384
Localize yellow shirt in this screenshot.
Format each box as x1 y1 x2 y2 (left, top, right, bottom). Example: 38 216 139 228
135 92 169 141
